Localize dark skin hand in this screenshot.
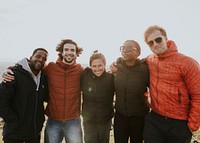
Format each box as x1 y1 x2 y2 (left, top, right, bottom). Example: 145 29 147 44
109 61 118 73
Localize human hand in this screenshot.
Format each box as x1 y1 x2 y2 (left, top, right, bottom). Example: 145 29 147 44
109 61 118 73
2 69 15 83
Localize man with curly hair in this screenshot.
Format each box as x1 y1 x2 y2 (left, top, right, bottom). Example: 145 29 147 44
44 39 84 143
2 39 84 143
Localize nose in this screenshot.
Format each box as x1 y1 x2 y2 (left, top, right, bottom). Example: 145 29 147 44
152 40 158 46
94 66 99 71
38 57 46 64
37 57 42 62
66 50 71 54
66 50 74 54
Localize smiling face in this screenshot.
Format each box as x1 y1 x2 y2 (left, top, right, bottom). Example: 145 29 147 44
29 50 48 75
121 40 140 64
62 43 77 64
146 29 168 55
90 59 105 77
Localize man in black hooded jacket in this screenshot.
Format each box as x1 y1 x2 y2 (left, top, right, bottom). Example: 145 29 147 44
0 48 49 143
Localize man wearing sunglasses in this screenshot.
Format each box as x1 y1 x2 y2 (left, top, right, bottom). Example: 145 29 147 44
143 25 200 143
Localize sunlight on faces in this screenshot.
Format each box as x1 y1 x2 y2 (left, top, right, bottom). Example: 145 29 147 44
147 30 168 55
62 43 77 64
120 46 138 53
30 50 48 72
121 41 139 62
91 59 105 77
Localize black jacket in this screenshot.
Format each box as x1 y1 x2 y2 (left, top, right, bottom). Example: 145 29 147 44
0 64 49 140
114 58 149 116
81 67 115 124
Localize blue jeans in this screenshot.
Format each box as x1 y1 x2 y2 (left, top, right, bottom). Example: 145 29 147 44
44 118 83 143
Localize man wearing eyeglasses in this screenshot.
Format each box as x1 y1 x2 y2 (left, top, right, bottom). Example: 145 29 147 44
143 25 200 143
113 40 149 143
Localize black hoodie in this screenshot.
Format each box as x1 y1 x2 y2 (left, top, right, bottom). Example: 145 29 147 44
0 59 49 140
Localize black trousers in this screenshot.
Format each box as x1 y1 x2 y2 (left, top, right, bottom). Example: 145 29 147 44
114 111 145 143
3 135 41 143
143 111 192 143
83 120 111 143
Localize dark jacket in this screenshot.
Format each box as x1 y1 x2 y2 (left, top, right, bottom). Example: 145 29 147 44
114 58 149 116
81 67 115 124
0 64 49 140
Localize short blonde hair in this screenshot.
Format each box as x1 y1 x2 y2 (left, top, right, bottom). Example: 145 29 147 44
144 25 167 43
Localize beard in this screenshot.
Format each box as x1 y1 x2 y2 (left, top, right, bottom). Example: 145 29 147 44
64 59 73 63
63 57 75 64
152 44 168 55
29 61 44 75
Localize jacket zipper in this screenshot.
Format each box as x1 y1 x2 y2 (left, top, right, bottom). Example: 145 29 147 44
124 70 129 115
155 60 159 107
178 90 181 104
63 66 67 119
34 90 39 137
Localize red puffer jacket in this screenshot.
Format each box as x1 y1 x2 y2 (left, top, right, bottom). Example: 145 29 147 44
44 58 84 121
147 40 200 131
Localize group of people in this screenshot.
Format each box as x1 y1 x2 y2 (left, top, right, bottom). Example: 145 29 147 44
0 25 199 143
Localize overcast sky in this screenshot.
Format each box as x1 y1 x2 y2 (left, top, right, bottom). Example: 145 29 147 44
0 0 200 65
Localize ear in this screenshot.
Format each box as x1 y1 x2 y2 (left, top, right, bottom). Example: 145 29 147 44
136 51 140 57
164 36 168 41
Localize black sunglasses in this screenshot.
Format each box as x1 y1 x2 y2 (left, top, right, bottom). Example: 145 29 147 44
147 37 162 47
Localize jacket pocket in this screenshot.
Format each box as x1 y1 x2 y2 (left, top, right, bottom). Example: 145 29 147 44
178 89 181 104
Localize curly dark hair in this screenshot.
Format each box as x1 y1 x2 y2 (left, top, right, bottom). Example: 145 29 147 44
56 39 83 59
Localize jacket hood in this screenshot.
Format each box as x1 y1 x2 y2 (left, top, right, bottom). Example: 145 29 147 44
17 58 41 90
17 58 33 74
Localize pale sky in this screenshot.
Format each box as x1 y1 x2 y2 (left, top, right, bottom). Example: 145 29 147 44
0 0 200 66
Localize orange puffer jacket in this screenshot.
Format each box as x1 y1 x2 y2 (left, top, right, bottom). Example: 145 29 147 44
44 58 84 121
147 40 200 131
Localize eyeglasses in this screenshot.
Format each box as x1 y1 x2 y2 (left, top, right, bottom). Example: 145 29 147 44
120 46 137 53
147 37 163 47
